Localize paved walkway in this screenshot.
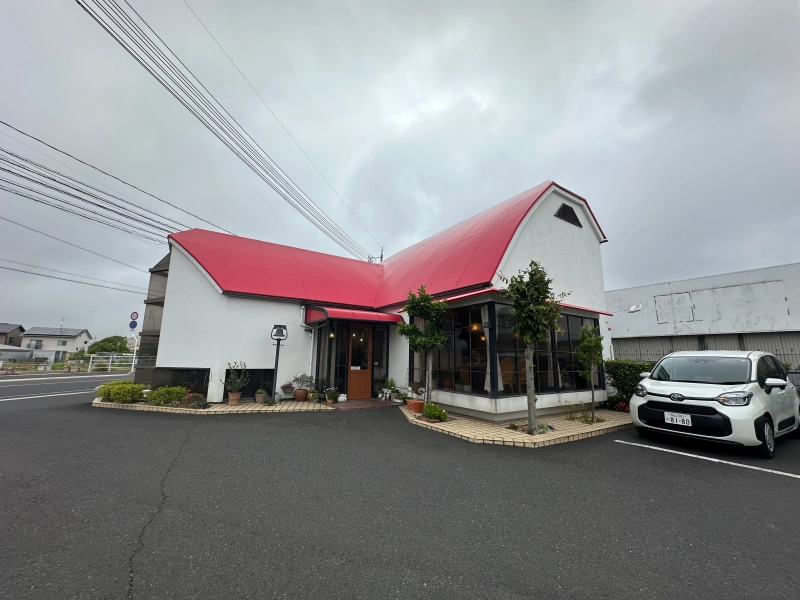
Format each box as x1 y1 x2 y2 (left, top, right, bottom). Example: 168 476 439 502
400 406 632 447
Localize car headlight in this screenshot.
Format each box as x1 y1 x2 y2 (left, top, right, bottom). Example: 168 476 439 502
634 383 647 397
715 391 752 406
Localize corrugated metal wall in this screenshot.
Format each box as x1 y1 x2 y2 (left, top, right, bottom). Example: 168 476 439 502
612 332 800 368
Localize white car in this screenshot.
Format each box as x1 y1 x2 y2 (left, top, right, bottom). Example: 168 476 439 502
630 351 799 458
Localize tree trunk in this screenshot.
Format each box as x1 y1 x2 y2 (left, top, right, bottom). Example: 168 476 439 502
590 360 596 421
525 345 538 434
425 351 433 405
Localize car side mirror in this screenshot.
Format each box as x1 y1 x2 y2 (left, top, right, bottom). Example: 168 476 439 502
640 372 651 379
764 377 788 394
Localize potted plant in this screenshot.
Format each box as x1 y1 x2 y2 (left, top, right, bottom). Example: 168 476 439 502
292 373 314 401
406 395 424 413
255 389 267 403
324 387 339 404
390 386 401 401
221 361 249 405
280 381 295 397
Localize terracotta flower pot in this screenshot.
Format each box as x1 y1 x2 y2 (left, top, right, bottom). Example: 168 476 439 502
228 391 241 405
407 399 424 413
326 398 334 404
294 388 309 401
255 393 267 404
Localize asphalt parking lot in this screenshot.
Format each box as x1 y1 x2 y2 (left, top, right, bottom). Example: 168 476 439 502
1 384 799 599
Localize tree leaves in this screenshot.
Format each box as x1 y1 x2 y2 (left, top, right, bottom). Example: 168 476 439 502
498 261 568 346
397 285 449 353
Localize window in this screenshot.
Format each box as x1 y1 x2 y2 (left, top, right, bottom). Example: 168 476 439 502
7 336 14 343
30 340 43 350
768 356 787 380
757 356 781 388
654 356 751 385
495 306 601 396
430 304 489 396
57 340 67 346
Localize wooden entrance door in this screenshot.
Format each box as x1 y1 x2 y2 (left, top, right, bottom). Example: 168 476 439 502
347 324 372 400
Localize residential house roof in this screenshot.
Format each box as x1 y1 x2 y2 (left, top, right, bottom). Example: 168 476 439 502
169 181 606 310
23 327 91 338
0 323 24 334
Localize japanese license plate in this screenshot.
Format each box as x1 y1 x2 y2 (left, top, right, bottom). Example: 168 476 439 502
664 412 692 426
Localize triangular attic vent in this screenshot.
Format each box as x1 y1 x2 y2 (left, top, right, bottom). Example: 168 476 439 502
554 203 582 228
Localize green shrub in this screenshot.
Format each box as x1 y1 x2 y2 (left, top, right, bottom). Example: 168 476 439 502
604 359 655 400
423 402 448 422
148 386 190 406
100 382 145 403
97 380 137 400
176 392 207 409
52 363 65 370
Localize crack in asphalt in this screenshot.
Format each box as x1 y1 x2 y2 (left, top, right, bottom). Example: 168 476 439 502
127 419 198 599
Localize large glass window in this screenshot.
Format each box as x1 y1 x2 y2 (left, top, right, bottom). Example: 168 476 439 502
430 304 490 396
496 306 601 396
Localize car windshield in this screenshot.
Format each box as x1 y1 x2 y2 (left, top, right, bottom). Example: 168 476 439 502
651 356 751 384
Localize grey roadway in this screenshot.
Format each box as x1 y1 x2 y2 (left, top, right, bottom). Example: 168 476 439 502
1 380 799 600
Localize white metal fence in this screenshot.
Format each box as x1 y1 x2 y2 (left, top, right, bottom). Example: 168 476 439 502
88 353 137 373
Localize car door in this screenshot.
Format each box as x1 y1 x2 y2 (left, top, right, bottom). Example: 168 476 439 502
769 356 798 431
756 357 783 426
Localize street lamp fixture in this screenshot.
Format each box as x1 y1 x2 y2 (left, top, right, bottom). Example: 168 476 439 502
271 325 288 400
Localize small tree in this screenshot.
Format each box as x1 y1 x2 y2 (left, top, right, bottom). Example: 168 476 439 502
397 286 448 405
500 261 568 434
88 335 129 354
575 325 604 422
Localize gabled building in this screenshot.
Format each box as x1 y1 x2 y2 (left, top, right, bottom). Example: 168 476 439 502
137 181 611 419
0 323 25 347
21 327 93 355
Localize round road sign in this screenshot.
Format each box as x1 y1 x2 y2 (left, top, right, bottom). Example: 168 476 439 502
129 320 138 330
130 311 139 320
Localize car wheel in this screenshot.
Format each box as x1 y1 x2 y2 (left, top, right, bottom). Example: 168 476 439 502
757 418 775 459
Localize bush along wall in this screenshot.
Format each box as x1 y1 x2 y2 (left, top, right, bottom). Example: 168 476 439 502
97 380 145 404
603 359 655 405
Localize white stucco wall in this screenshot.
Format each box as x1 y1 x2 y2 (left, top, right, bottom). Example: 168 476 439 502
432 389 608 421
606 262 800 338
494 187 607 314
157 244 312 402
492 186 612 361
388 312 409 389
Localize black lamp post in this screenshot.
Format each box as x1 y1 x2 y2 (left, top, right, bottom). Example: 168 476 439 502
271 324 288 400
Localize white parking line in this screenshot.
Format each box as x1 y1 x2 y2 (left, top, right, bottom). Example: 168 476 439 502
0 389 97 402
615 440 800 480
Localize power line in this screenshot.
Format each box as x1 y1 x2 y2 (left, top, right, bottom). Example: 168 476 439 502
75 0 372 261
0 265 145 294
0 149 181 239
0 215 149 273
180 0 381 250
0 258 149 291
0 120 233 234
0 180 167 245
0 147 187 229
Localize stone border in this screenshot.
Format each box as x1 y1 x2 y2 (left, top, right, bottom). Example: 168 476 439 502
399 406 632 448
92 399 334 415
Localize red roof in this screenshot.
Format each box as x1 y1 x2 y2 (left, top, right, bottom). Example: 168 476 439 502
169 181 606 310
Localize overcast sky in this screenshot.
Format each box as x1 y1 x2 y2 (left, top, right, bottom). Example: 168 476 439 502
1 0 798 340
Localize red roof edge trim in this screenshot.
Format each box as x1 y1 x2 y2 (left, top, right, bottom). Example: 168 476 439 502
558 302 613 317
306 306 403 324
444 287 500 302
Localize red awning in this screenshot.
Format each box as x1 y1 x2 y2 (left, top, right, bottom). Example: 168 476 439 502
305 306 403 324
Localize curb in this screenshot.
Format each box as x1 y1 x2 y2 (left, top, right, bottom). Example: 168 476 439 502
399 406 633 448
91 398 335 415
